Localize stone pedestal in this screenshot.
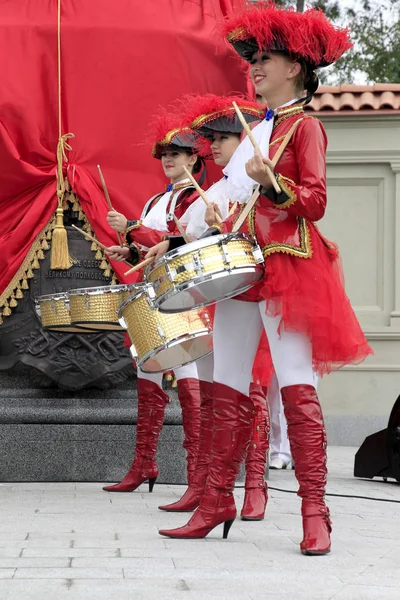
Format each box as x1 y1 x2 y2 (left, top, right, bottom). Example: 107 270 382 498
0 366 188 483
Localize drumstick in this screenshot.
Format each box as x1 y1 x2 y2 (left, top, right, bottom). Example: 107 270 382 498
232 101 281 194
183 166 222 224
124 256 154 276
71 224 132 267
231 186 260 233
173 215 190 243
97 164 124 246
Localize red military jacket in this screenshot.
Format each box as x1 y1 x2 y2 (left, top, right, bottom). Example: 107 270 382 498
125 181 198 250
221 104 331 260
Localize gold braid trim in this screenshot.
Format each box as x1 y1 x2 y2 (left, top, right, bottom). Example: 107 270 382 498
151 126 194 157
191 106 263 129
269 135 286 149
274 106 304 128
226 26 247 42
124 221 142 244
0 217 54 323
274 175 297 209
247 208 312 259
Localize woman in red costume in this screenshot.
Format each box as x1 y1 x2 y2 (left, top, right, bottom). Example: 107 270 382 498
102 113 206 496
157 3 373 555
152 95 273 521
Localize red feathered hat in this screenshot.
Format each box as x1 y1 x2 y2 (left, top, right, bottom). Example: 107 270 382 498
222 2 352 70
181 94 264 135
150 108 202 159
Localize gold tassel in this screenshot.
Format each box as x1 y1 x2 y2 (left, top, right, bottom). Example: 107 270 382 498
47 229 53 240
37 249 45 260
26 269 34 279
21 278 29 290
95 250 102 260
91 241 98 251
78 210 84 221
111 276 117 285
42 239 49 251
72 199 80 211
2 301 11 316
32 257 40 269
50 206 70 269
9 297 18 308
103 268 111 278
0 312 3 325
16 287 24 299
100 259 108 270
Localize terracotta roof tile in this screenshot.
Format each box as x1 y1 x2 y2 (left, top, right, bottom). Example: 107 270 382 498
307 84 400 114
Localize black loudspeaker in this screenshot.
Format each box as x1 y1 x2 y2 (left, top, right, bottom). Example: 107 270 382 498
354 394 400 482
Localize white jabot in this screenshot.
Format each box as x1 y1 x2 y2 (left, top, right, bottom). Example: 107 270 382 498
141 178 191 232
180 177 230 241
223 99 299 204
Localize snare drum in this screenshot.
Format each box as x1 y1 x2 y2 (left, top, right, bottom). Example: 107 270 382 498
69 285 133 331
36 293 91 333
146 232 264 313
118 284 212 372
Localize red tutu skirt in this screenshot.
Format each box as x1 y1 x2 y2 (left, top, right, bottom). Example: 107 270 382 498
236 223 373 376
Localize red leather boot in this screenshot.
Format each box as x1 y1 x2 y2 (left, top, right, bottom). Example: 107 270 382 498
241 384 270 521
281 384 332 555
159 382 254 539
159 379 213 512
103 379 168 492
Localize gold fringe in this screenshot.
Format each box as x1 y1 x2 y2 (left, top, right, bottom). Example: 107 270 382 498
37 249 45 260
91 242 98 251
0 219 53 316
0 313 3 325
95 250 102 260
103 268 111 278
41 239 49 251
100 259 108 270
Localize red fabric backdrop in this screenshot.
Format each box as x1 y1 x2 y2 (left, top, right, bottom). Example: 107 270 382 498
0 0 248 291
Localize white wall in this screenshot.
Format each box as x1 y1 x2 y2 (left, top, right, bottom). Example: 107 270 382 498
315 114 400 444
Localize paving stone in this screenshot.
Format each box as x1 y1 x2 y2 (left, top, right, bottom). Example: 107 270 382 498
0 447 399 599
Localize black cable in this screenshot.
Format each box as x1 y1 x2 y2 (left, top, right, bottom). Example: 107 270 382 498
158 482 400 504
263 485 400 504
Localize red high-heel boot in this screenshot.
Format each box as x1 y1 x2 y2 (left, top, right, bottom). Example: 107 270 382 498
241 384 270 521
281 384 332 555
103 379 168 492
159 382 254 539
159 379 212 512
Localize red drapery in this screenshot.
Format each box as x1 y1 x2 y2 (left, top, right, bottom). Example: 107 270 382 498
0 0 248 304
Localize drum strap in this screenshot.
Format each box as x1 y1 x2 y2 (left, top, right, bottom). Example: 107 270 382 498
232 117 304 233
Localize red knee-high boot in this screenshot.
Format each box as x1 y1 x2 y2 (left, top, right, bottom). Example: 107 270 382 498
159 382 254 539
103 379 169 492
159 379 213 512
281 385 332 555
241 383 270 521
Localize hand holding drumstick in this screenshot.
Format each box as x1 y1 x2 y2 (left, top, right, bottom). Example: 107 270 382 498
231 101 280 194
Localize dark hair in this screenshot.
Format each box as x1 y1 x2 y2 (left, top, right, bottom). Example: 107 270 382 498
192 155 202 175
294 60 319 105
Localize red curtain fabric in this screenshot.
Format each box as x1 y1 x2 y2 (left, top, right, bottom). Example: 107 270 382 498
0 0 248 293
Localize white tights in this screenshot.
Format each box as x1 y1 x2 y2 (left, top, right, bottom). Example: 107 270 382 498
213 298 315 397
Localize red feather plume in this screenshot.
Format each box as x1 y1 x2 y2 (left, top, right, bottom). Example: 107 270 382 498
222 1 352 68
